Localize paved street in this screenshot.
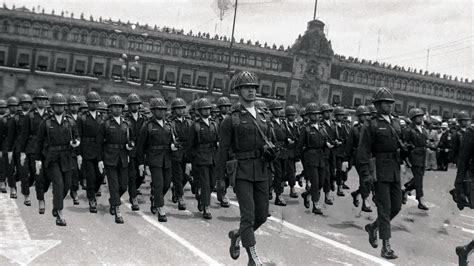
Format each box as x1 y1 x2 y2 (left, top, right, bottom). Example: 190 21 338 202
0 164 472 265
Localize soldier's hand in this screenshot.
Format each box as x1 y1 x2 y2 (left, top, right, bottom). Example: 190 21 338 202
401 164 406 175
171 143 178 151
445 149 449 153
35 160 42 175
287 138 295 145
98 161 104 174
341 161 349 172
145 166 151 176
20 152 26 166
70 139 80 148
138 164 145 176
326 142 334 149
185 163 192 176
77 155 82 170
7 152 12 164
126 143 133 151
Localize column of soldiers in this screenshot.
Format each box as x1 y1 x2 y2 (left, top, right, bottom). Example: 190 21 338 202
0 71 471 264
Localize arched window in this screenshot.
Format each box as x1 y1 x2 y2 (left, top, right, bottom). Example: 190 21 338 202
181 45 189 57
433 86 438 96
90 31 98 45
215 51 223 62
362 73 368 84
21 22 30 35
450 88 455 98
402 80 407 90
408 81 414 91
341 71 348 81
80 30 88 43
369 75 375 85
395 79 401 90
444 87 450 97
13 21 20 34
375 76 382 86
155 41 162 53
1 20 10 32
355 72 362 83
248 55 255 66
232 52 239 64
41 25 49 38
128 37 136 50
189 46 196 58
349 72 355 82
421 84 426 94
207 49 214 61
109 34 117 47
414 82 420 93
136 38 144 51
145 41 154 52
71 29 80 42
52 27 60 40
240 54 247 65
98 33 106 46
172 43 179 56
389 78 394 88
61 27 69 41
164 42 172 55
118 35 126 49
32 24 41 36
223 52 229 63
264 58 271 68
427 85 432 95
272 59 279 70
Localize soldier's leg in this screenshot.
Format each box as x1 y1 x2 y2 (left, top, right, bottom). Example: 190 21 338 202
335 156 343 186
273 159 284 196
35 166 46 201
128 157 138 199
19 155 31 196
411 166 425 199
117 163 129 200
83 159 97 200
0 153 5 192
163 167 171 200
48 162 65 211
235 179 256 248
27 154 36 186
135 162 146 191
374 181 392 239
253 180 269 231
62 170 72 201
172 160 184 197
199 165 211 208
389 181 402 220
306 167 320 202
286 159 296 193
150 167 165 208
70 159 79 195
105 166 120 207
6 156 16 190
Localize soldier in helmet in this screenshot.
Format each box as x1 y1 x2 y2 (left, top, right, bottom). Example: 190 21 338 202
401 108 429 210
97 95 134 224
169 97 191 211
297 103 333 215
453 111 471 164
211 103 220 120
357 87 403 259
216 71 275 265
284 105 300 198
77 91 104 214
215 96 232 207
79 101 88 114
2 97 19 196
216 96 232 124
124 93 146 211
0 99 7 193
319 103 336 205
66 95 82 205
332 106 351 197
35 93 80 226
6 94 32 204
17 89 51 213
137 97 174 222
438 122 453 171
295 107 308 188
187 98 219 219
343 105 373 212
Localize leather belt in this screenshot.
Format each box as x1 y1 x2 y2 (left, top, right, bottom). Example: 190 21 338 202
235 150 261 160
149 145 170 151
106 144 126 150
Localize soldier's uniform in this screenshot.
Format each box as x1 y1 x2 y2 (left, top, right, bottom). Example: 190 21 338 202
187 98 219 219
320 104 337 202
35 93 79 226
358 87 402 260
438 126 455 170
0 100 8 193
77 91 104 212
3 97 20 197
215 96 233 207
333 107 351 196
284 106 300 198
97 95 132 224
137 97 174 222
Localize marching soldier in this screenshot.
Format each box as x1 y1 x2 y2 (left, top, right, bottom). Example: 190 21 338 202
124 93 145 211
211 103 220 120
7 94 33 205
4 97 20 198
187 98 219 219
19 88 51 213
296 103 332 215
268 100 289 206
438 122 453 171
284 105 299 198
319 103 336 205
453 111 471 164
77 91 104 213
343 105 373 212
137 97 174 222
216 96 232 125
169 97 190 211
333 106 351 196
0 99 8 193
357 87 403 260
79 101 88 114
215 96 232 207
217 71 275 265
35 93 80 226
67 95 81 205
402 108 429 210
97 95 133 224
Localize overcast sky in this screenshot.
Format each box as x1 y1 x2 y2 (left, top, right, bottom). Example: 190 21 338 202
5 0 473 79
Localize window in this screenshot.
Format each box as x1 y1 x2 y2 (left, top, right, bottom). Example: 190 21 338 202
353 98 362 107
2 21 9 32
90 32 98 45
355 73 362 83
213 78 223 90
128 39 136 50
181 74 191 86
21 23 30 35
443 111 450 119
165 72 176 84
13 22 20 34
402 80 407 90
130 67 140 80
172 44 179 56
197 76 207 88
362 73 368 84
110 35 117 47
52 27 60 40
136 40 144 51
189 46 196 58
98 34 106 46
61 28 69 41
41 26 49 38
232 53 239 64
223 53 229 63
396 80 401 90
276 87 285 98
111 65 122 78
93 62 104 76
264 58 271 69
164 43 172 55
37 55 48 71
18 53 30 68
431 109 439 115
182 46 189 57
364 99 372 106
33 25 41 36
341 71 348 81
248 56 255 66
375 76 382 86
72 31 79 42
80 31 87 43
395 103 402 113
414 83 420 93
332 95 341 105
272 60 279 70
155 42 161 53
0 51 5 65
74 60 86 74
261 84 271 96
349 72 354 82
56 58 67 72
146 42 154 52
118 36 126 49
147 69 158 82
389 79 394 88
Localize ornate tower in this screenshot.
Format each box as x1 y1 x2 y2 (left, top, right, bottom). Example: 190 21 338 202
290 20 334 106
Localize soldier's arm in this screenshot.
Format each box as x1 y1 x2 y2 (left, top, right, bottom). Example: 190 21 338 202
344 128 356 162
136 123 148 165
18 115 30 153
35 120 46 161
96 122 105 162
6 117 17 152
455 131 474 184
356 121 373 177
186 122 196 161
215 116 232 179
295 126 306 158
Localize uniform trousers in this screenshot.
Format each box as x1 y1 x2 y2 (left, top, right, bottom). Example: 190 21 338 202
285 158 296 187
304 164 326 202
197 165 213 206
4 154 16 189
335 156 348 186
373 180 402 240
18 153 34 195
405 166 425 199
172 160 186 197
272 158 286 195
105 160 128 207
150 166 172 207
47 161 72 210
128 156 140 199
83 159 103 200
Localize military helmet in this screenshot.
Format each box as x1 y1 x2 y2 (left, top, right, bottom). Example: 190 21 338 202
33 88 49 100
457 111 470 121
320 103 333 113
268 100 283 110
67 95 81 105
50 93 68 106
79 101 88 110
127 93 142 105
408 108 424 119
197 98 212 110
191 100 200 111
0 99 7 108
372 87 395 103
254 100 267 110
441 122 449 129
333 106 345 116
305 102 320 114
368 104 377 114
19 94 33 104
107 95 124 107
7 96 19 106
285 105 297 116
98 101 108 111
85 91 101 103
300 107 306 116
211 104 219 113
216 96 231 107
355 105 371 116
232 71 259 91
149 97 167 110
171 98 186 109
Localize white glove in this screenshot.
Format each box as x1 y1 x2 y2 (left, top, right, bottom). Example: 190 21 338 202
326 142 334 149
171 143 178 151
0 152 2 159
341 161 349 172
7 152 12 164
445 149 449 153
126 143 134 151
287 138 295 145
139 164 145 176
401 164 406 175
98 161 104 174
35 160 42 175
77 155 82 170
70 139 81 148
20 152 26 166
216 142 219 147
185 163 192 176
145 166 151 176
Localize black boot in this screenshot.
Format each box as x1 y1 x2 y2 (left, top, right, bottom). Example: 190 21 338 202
220 196 231 208
361 199 372 212
228 229 241 260
246 246 263 266
150 198 157 214
71 191 79 205
402 189 408 204
274 195 286 206
365 222 378 248
351 191 359 207
109 205 116 215
55 210 67 226
10 187 17 199
38 200 45 214
171 187 178 203
131 196 140 211
89 199 97 213
337 186 345 197
177 197 187 210
203 206 212 220
157 207 167 222
296 174 303 188
114 206 124 224
0 181 6 193
342 182 350 190
381 239 398 259
24 195 31 206
289 187 298 198
324 194 333 205
456 240 474 266
301 191 310 209
312 201 323 215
